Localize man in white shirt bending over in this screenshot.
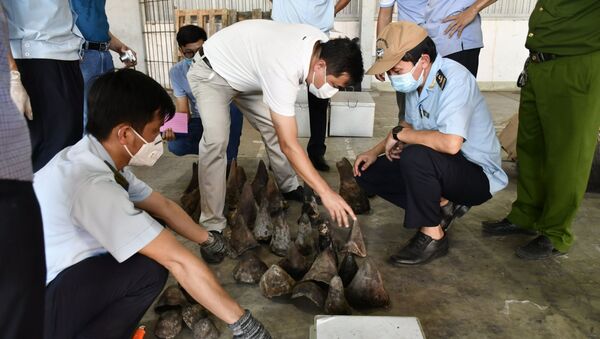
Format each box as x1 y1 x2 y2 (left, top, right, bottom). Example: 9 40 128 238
187 19 364 230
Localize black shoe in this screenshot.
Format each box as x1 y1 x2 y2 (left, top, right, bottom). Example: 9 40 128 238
389 231 449 266
309 155 330 172
515 235 566 260
200 230 228 264
440 202 470 232
282 185 304 203
481 218 537 236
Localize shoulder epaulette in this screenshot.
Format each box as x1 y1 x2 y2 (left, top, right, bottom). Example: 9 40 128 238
436 70 447 90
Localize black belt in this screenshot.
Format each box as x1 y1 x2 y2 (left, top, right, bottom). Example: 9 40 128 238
529 51 559 63
82 41 110 51
198 47 212 68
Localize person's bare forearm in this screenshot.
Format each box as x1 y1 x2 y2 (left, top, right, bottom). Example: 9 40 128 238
281 139 335 197
136 193 208 244
7 49 17 71
335 0 351 14
161 199 209 244
141 231 244 324
108 31 125 53
397 129 463 154
366 121 412 155
172 251 244 323
377 7 394 36
367 137 387 156
470 0 497 13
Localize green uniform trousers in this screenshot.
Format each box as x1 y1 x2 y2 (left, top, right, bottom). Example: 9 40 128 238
507 51 600 252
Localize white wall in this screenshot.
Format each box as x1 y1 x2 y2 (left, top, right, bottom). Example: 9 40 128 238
478 19 529 90
106 0 147 74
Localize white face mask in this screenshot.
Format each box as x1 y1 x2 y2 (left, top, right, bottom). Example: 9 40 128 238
389 57 424 93
122 128 164 167
308 66 339 99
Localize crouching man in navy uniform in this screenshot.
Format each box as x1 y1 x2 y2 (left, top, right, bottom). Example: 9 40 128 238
354 22 507 266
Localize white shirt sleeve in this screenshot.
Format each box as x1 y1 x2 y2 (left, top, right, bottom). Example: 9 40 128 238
122 167 153 202
259 64 299 117
70 178 163 263
379 0 396 7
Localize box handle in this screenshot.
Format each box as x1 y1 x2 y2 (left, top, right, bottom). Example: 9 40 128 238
347 100 359 108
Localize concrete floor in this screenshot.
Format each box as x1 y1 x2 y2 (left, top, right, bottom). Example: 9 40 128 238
134 91 600 339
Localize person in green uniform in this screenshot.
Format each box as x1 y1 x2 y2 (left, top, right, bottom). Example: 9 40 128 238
482 0 600 259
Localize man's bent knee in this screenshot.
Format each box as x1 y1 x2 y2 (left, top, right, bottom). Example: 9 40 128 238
398 144 436 170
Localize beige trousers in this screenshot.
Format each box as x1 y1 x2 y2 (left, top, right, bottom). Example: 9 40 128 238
187 60 299 231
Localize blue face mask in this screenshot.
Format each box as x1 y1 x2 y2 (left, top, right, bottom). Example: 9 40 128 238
184 58 193 66
389 58 424 93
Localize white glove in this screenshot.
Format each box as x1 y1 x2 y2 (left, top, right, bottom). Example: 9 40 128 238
10 70 33 120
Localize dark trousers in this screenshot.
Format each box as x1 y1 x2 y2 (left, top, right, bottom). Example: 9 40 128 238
16 59 84 172
0 180 46 339
444 48 481 77
307 90 329 157
44 253 168 339
355 145 491 228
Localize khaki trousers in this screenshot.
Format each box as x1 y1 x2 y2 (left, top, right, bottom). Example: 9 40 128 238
188 60 299 231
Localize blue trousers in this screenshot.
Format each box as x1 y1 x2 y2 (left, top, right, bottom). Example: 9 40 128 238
80 49 115 132
167 103 243 161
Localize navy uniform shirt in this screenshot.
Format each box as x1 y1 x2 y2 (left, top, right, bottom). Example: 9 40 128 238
405 57 508 194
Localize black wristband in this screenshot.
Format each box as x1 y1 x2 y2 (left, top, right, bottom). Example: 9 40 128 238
392 125 403 141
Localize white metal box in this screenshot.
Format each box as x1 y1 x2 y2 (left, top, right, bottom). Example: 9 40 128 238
310 315 426 339
329 91 375 137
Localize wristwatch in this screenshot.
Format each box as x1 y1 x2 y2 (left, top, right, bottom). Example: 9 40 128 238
392 125 404 141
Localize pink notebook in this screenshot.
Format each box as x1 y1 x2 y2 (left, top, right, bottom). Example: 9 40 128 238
160 112 188 134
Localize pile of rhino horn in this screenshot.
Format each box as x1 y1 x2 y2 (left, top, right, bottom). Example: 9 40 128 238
180 162 201 221
153 285 220 339
174 157 387 335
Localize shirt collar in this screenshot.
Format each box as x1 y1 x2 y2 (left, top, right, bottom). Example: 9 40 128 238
87 134 118 169
418 56 443 102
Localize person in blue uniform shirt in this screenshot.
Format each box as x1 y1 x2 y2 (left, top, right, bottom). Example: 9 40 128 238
353 22 507 266
375 0 496 123
164 25 243 169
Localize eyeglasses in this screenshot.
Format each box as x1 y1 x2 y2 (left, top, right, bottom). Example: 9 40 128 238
181 48 200 59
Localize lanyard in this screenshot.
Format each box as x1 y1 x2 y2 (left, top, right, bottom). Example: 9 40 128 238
104 160 130 191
